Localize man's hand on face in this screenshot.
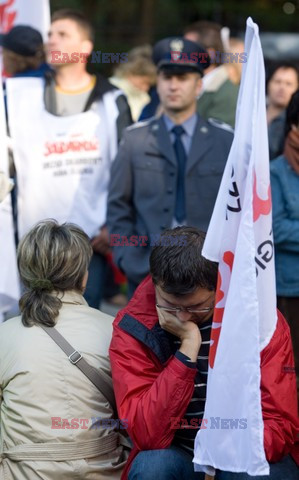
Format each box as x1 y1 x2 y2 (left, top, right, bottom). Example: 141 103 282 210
157 307 202 362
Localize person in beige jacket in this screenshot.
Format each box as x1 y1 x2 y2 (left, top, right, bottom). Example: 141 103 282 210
0 220 129 479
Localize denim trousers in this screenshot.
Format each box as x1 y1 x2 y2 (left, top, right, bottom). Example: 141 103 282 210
83 252 107 309
128 446 299 480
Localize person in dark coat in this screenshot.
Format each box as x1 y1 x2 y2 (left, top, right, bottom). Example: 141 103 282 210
270 89 299 408
107 37 233 296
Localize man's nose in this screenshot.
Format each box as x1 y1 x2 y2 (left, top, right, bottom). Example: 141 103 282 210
176 310 192 322
169 77 179 89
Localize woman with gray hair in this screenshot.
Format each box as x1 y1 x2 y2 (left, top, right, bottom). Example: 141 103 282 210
0 220 128 479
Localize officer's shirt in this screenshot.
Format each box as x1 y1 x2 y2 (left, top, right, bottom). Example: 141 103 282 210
162 112 197 155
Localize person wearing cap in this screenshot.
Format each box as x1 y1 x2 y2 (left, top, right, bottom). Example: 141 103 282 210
5 9 132 310
107 36 233 298
0 25 51 77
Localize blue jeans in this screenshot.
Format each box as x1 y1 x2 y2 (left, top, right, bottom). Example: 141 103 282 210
83 252 107 309
128 446 298 480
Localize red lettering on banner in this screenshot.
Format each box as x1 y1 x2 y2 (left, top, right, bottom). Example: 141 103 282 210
0 0 17 33
209 251 234 369
253 170 271 222
44 140 99 157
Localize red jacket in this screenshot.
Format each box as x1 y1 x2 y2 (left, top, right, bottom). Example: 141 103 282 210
109 276 299 479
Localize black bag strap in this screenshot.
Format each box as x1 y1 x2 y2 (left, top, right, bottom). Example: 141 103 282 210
40 325 117 414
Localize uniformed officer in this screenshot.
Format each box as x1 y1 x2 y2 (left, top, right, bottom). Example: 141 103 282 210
107 37 234 296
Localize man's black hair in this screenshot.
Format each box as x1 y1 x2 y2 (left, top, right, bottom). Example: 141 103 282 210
149 226 218 296
285 89 299 137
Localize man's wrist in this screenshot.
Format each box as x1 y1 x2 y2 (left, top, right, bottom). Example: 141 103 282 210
179 337 201 363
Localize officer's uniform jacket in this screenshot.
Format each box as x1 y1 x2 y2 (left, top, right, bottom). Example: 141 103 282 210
107 114 233 285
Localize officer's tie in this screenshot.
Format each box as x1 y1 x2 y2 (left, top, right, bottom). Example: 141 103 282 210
172 125 186 223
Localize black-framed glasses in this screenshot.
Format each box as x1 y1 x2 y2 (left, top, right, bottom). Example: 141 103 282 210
156 304 213 314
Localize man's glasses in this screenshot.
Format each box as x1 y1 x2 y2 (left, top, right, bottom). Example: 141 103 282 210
156 304 213 314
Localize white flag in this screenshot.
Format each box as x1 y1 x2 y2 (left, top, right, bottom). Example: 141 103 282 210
0 73 20 319
193 18 277 476
0 0 50 40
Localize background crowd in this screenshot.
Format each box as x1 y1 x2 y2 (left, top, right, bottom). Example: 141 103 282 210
0 0 298 399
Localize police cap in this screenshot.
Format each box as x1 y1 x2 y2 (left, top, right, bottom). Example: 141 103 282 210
153 37 210 76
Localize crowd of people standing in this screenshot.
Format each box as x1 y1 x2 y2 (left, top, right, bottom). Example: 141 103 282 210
0 8 298 480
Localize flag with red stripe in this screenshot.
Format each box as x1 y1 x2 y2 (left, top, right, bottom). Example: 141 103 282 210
193 18 277 476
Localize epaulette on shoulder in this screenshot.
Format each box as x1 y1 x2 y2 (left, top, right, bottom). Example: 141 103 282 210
208 117 234 134
127 119 151 131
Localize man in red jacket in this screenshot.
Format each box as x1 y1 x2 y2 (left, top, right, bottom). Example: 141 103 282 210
109 227 299 479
